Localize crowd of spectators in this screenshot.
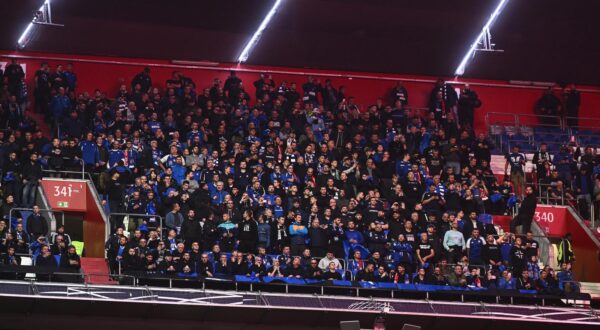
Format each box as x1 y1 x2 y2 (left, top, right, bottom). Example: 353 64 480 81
0 60 583 294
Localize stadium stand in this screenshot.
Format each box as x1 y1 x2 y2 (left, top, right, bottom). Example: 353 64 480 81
1 54 596 308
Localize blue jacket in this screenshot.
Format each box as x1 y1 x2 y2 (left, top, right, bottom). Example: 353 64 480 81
345 229 365 245
289 223 308 245
210 190 227 205
50 95 71 118
80 140 99 166
108 149 125 168
498 277 516 289
467 237 485 263
171 164 186 185
257 223 271 247
391 241 414 264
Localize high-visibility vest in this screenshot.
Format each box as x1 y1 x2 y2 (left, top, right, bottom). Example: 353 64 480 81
557 239 573 263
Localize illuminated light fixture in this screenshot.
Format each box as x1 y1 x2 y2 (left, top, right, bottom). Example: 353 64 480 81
17 0 64 49
237 0 284 63
17 0 47 48
17 22 35 48
171 59 220 67
454 0 509 76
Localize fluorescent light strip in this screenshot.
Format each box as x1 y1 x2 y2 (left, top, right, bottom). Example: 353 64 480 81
17 0 48 48
454 0 509 76
237 0 284 63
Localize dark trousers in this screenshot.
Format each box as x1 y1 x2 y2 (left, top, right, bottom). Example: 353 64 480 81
310 246 326 258
510 214 532 234
291 244 306 257
237 240 257 254
446 246 463 264
22 181 38 208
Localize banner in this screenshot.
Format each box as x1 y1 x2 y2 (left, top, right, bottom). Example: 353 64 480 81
41 179 87 212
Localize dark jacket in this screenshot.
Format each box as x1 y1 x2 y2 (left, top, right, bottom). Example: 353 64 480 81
22 160 43 181
308 227 329 249
59 252 81 272
181 218 203 243
519 194 538 218
26 213 48 237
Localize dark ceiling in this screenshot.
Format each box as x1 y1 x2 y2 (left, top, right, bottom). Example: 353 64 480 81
0 0 598 85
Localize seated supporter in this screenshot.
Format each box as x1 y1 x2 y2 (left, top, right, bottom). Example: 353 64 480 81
59 245 81 273
214 254 232 275
346 250 365 277
305 258 323 279
196 253 214 277
557 262 579 293
497 270 517 290
284 257 305 278
2 246 21 266
267 259 285 277
158 252 178 274
321 261 342 280
391 264 412 284
356 262 377 282
517 269 534 290
318 251 341 271
178 252 197 275
447 264 467 287
231 251 249 276
249 256 267 277
122 247 142 272
413 267 432 285
466 267 485 288
35 245 57 267
374 265 389 282
143 254 158 272
431 266 448 285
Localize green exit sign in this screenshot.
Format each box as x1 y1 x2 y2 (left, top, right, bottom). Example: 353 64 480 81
57 201 69 207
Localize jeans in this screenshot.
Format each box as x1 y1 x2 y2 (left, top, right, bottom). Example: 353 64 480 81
22 181 38 208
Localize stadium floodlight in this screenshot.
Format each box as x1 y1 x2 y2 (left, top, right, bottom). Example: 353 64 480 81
237 0 284 63
17 0 47 48
17 0 64 49
454 0 509 76
17 22 35 48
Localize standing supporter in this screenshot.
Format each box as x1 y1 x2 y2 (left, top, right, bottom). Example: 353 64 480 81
505 145 526 196
510 185 537 234
443 220 465 264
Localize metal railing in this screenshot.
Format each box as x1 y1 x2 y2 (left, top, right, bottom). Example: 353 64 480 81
108 213 164 239
42 160 85 180
565 116 600 132
8 207 64 235
0 267 135 286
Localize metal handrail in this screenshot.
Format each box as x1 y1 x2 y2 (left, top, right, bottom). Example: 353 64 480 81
485 112 518 130
42 167 85 180
108 213 164 239
8 207 64 235
517 113 564 130
565 116 600 131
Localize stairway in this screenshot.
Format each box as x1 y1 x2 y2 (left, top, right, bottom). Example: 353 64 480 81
580 282 600 307
27 111 52 137
80 257 114 285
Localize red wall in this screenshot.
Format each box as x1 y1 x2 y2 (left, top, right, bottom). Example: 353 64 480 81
3 50 600 131
563 208 600 282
